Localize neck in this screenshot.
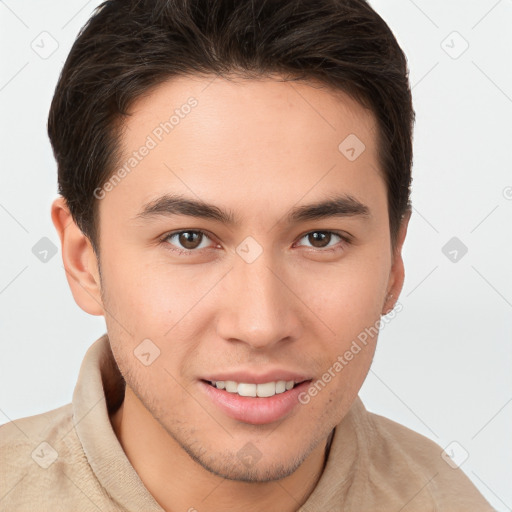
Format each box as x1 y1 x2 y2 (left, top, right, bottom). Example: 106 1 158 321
110 385 331 512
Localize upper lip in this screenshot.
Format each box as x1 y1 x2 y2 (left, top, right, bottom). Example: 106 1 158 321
201 369 312 384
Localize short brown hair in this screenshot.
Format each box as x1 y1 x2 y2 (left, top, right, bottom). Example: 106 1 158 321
48 0 415 256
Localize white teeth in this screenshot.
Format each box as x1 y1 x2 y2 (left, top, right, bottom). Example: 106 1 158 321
276 381 286 394
225 381 238 393
257 382 276 397
238 383 257 397
210 379 300 397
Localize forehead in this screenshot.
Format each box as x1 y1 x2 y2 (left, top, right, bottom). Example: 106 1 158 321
99 74 385 228
126 73 376 141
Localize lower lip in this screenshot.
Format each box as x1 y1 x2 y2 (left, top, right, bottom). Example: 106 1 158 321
199 380 312 425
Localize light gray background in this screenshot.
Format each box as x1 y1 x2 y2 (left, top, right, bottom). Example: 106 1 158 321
1 1 511 509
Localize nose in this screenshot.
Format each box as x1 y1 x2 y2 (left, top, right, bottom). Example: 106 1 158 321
215 252 303 350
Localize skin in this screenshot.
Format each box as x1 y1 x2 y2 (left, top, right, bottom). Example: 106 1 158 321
52 74 410 512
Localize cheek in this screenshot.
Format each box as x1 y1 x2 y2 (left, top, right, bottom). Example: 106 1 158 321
100 247 192 328
290 251 389 392
295 256 388 333
99 251 213 371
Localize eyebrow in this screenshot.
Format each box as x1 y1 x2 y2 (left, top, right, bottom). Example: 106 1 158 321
132 192 371 226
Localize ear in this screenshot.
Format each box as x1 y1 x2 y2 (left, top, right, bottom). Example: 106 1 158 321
51 196 104 316
381 209 412 315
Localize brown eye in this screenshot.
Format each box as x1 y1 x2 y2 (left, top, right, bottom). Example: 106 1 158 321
297 231 344 250
307 232 332 248
178 231 203 249
163 230 214 253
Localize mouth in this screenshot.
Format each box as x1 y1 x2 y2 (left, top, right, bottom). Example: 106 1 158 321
199 378 313 425
202 379 310 398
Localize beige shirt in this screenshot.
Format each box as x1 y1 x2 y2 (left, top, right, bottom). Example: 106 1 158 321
1 334 494 511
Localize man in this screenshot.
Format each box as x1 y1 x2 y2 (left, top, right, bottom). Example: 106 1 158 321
0 0 494 510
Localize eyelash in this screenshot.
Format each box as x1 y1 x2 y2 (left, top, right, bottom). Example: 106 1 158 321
159 229 352 256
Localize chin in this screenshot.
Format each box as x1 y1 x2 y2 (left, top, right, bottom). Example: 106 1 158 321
198 452 304 483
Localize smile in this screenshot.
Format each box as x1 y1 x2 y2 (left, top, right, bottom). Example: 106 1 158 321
200 379 313 424
207 379 304 398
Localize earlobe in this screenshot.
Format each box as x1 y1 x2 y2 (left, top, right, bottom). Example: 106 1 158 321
51 197 104 316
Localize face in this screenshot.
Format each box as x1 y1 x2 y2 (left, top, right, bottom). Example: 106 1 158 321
89 75 404 481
